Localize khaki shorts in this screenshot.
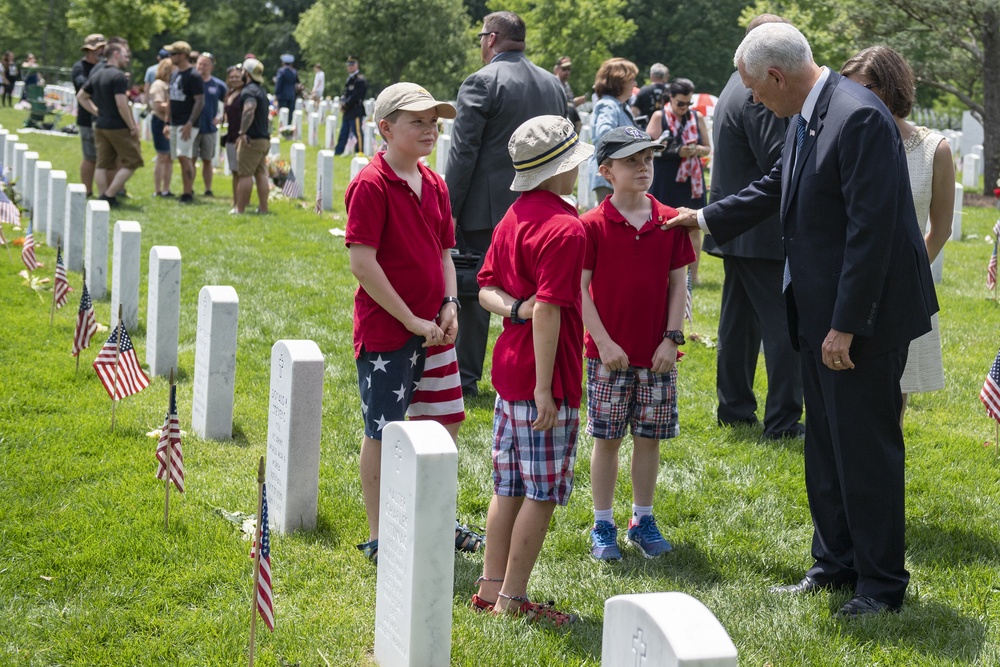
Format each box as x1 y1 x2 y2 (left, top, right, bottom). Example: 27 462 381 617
94 128 144 170
237 138 270 177
170 126 200 160
194 131 218 161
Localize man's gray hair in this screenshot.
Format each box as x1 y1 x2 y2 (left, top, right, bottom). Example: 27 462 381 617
734 23 812 80
650 63 668 81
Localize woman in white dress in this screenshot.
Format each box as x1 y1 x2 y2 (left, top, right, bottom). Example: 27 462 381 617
842 46 955 426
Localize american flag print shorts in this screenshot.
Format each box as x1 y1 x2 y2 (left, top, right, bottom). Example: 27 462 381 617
407 344 465 425
492 396 579 506
585 357 679 441
355 336 426 440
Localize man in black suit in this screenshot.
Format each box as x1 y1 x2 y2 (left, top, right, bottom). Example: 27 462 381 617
446 11 567 396
672 22 937 616
705 14 803 439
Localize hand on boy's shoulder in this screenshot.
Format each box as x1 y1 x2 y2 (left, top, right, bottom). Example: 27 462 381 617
665 207 699 229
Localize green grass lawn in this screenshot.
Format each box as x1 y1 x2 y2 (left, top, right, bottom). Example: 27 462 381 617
1 105 999 666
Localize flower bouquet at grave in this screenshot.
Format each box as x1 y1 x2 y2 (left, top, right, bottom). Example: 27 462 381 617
267 157 290 189
279 125 295 141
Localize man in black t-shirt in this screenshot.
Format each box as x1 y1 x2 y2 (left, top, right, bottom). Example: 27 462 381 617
166 41 205 203
233 58 271 214
631 63 669 130
72 33 105 196
77 42 143 206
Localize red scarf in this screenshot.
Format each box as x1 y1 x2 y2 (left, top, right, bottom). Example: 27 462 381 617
663 106 704 199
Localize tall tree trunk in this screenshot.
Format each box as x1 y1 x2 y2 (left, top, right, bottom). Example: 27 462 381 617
982 5 1000 196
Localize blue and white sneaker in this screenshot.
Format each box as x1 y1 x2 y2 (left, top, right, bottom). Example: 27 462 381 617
590 520 622 561
627 515 673 558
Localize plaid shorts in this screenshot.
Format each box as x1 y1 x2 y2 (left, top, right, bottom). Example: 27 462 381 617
355 336 426 440
492 397 579 505
585 357 679 440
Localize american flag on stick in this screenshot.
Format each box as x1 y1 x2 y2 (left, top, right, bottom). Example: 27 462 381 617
250 474 275 633
0 186 18 225
282 168 303 199
93 321 150 400
989 243 997 291
981 347 1000 423
54 246 71 309
21 221 37 271
155 382 185 493
72 276 98 357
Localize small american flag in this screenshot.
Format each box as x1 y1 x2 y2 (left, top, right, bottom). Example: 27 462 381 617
0 186 18 224
54 247 71 309
21 221 37 271
282 169 303 199
684 268 694 323
989 243 997 291
72 281 98 356
980 347 1000 423
314 174 323 214
252 485 275 631
155 383 185 492
93 323 150 400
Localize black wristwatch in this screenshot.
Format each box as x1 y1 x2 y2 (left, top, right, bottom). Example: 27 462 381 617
663 329 685 345
511 298 527 324
441 296 461 313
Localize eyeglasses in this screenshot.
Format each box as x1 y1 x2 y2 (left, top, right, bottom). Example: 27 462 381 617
674 100 691 107
476 31 496 42
863 82 878 89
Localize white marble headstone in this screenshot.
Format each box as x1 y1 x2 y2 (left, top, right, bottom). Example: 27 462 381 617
435 134 450 176
47 170 66 248
308 112 319 147
363 121 376 156
64 184 88 272
374 421 457 667
317 150 333 211
192 286 239 440
2 133 17 178
33 160 51 238
290 143 305 199
279 107 289 128
972 144 985 179
952 182 963 242
84 200 110 300
960 111 982 159
265 340 324 533
325 115 337 150
11 143 27 191
293 109 304 141
602 593 738 667
110 221 142 331
962 154 979 188
269 137 280 157
350 156 369 182
147 246 182 377
22 151 38 214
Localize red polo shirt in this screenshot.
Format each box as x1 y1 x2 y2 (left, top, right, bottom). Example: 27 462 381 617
478 190 586 407
345 152 455 357
580 195 695 368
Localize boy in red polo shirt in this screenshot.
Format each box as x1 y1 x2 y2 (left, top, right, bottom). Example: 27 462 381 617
345 82 479 564
582 126 695 561
472 116 593 626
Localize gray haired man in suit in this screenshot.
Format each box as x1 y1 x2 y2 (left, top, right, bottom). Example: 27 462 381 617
704 14 804 439
446 11 567 396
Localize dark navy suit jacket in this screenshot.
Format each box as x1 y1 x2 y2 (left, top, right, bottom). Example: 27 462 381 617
703 70 938 357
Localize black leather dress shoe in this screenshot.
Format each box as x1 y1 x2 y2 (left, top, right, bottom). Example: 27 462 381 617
836 595 901 617
763 423 806 440
769 575 852 594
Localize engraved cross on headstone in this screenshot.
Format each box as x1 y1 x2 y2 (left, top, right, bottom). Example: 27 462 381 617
632 628 646 667
395 441 403 473
278 353 285 379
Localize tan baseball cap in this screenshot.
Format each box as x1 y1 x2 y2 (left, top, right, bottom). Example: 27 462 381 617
164 41 192 55
242 58 264 83
373 82 456 123
81 34 106 52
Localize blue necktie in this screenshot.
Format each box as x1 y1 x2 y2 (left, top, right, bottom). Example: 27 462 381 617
783 115 809 293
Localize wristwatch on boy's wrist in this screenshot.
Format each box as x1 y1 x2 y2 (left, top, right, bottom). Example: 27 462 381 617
510 298 527 324
663 329 685 345
441 296 461 313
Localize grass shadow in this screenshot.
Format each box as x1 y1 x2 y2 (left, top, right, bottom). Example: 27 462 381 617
906 518 1000 566
227 422 252 447
831 597 987 664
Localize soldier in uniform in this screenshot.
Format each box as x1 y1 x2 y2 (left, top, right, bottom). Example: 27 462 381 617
334 55 368 155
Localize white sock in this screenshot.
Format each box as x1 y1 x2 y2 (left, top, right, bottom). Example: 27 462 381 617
594 509 614 525
632 505 653 522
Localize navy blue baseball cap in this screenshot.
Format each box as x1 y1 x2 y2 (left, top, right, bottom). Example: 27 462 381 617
595 126 664 164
